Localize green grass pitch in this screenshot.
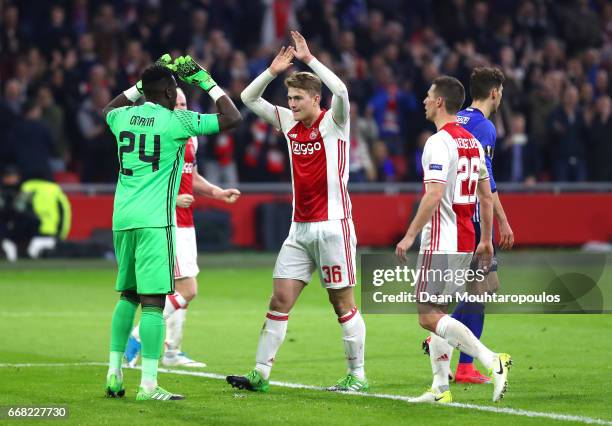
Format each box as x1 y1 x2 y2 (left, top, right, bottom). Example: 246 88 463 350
1 253 611 425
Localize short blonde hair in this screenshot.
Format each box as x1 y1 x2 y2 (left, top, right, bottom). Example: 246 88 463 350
284 72 322 96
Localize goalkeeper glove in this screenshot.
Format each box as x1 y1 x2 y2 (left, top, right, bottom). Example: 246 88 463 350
126 53 174 101
173 55 217 92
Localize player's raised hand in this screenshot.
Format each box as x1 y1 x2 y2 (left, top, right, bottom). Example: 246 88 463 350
269 46 295 76
395 234 415 261
216 188 241 204
135 53 174 94
173 55 217 92
290 30 314 63
155 53 175 70
498 220 514 250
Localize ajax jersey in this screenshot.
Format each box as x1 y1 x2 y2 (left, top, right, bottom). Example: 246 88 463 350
275 107 351 222
420 122 489 253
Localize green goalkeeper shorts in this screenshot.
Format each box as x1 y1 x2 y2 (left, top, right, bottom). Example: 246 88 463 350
113 226 176 295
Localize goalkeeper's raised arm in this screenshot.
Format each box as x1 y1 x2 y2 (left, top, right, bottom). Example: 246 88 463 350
290 30 349 125
174 55 242 131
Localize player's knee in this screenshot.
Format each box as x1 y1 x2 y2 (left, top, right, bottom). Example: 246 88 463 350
140 294 165 309
120 290 140 305
178 286 197 302
269 293 291 312
186 286 197 301
418 314 436 332
329 297 352 316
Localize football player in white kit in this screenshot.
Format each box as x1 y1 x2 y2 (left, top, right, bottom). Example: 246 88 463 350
395 76 511 403
125 87 240 368
226 31 367 392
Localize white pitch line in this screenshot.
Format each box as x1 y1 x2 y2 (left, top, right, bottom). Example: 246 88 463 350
1 362 610 425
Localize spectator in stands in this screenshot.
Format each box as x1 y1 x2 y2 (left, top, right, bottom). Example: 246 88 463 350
0 1 611 183
506 113 535 183
77 86 117 182
348 102 376 183
36 85 67 171
368 65 417 154
6 100 54 182
0 79 24 171
548 85 587 182
372 140 395 183
587 95 612 181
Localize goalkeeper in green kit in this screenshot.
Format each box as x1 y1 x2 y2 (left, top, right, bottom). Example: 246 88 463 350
103 54 241 401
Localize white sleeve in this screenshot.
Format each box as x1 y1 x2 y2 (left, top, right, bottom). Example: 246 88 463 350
241 69 287 130
478 144 490 181
422 136 450 184
307 58 349 126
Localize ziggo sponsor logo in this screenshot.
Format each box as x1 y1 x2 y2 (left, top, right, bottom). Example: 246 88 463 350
291 140 322 155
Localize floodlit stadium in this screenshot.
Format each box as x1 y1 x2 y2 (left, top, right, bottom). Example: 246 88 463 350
1 1 611 424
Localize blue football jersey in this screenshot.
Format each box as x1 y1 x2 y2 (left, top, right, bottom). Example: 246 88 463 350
457 107 497 222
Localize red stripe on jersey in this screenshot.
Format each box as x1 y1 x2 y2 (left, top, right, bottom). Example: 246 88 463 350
424 179 447 184
435 205 441 251
266 312 289 321
338 140 348 218
417 250 431 296
338 306 358 323
453 204 476 252
340 141 351 219
341 218 355 285
177 137 197 228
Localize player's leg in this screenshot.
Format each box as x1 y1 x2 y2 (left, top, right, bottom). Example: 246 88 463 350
326 287 368 391
226 277 305 392
319 219 368 392
134 227 184 400
126 226 201 367
452 220 489 383
227 223 312 392
106 229 139 398
418 305 511 402
409 304 453 403
163 276 206 367
162 225 205 366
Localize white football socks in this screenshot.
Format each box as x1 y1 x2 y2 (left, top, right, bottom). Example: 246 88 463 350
165 307 187 353
338 306 366 380
255 311 289 380
428 333 453 392
435 315 495 370
164 292 188 319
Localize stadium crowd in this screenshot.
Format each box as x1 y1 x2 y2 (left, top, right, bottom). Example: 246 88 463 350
1 0 611 185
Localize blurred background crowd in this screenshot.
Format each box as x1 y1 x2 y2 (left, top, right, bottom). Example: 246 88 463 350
1 0 611 186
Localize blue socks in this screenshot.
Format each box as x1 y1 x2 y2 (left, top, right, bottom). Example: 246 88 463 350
451 301 485 364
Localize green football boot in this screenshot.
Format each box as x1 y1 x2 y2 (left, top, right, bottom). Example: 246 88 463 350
136 385 185 401
105 373 125 398
226 369 270 392
327 374 369 392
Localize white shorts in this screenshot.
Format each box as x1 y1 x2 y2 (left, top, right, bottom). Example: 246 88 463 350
174 227 199 279
415 251 472 305
273 219 357 289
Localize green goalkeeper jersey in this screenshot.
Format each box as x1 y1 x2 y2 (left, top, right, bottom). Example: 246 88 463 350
106 102 220 230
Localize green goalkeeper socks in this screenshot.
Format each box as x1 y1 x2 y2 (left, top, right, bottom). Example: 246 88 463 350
140 306 165 390
109 298 138 353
